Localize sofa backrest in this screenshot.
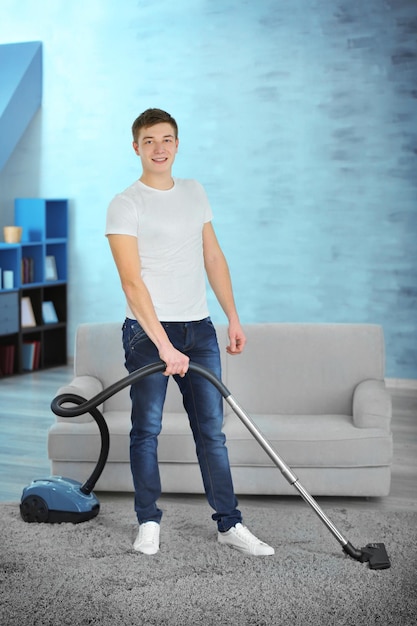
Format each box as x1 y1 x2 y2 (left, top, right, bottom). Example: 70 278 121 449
222 323 385 415
73 322 385 416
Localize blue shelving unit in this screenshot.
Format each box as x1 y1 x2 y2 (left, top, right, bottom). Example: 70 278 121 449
0 199 68 375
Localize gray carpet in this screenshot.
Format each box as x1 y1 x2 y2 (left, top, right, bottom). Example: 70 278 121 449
1 493 416 626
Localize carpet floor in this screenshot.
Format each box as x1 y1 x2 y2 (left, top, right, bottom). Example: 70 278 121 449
1 493 416 626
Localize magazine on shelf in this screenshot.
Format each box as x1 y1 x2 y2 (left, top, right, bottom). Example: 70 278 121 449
21 297 36 327
42 301 59 324
45 255 58 281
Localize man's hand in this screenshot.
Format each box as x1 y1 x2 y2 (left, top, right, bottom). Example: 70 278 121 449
159 344 189 377
226 322 246 355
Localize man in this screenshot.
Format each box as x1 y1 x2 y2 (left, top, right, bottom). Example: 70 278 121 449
106 108 274 557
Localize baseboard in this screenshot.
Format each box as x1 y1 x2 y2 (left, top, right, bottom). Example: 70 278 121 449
385 378 417 391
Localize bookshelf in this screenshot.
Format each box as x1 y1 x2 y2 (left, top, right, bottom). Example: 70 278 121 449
0 199 68 376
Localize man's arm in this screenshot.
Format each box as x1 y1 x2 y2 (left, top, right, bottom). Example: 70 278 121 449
107 234 189 376
202 222 246 355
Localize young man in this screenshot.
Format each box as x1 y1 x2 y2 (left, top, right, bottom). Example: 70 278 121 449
105 108 274 557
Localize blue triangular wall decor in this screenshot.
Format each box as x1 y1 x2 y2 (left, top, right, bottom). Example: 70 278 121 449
0 41 42 171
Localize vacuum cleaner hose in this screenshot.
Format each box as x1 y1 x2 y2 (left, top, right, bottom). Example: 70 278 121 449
51 360 390 568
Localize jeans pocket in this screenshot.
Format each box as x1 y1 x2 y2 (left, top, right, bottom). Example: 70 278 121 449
124 319 148 352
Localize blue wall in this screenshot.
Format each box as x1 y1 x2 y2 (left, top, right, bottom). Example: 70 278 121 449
0 0 416 378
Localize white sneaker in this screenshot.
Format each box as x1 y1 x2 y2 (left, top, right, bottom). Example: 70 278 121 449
218 523 274 556
133 521 160 555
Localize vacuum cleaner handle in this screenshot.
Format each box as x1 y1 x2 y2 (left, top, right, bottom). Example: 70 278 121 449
51 360 390 569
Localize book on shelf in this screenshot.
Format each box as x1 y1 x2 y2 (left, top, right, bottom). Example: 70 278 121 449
0 344 15 376
21 297 37 327
21 257 35 284
22 340 41 371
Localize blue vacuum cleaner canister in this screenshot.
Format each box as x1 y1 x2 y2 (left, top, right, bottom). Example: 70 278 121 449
20 476 100 523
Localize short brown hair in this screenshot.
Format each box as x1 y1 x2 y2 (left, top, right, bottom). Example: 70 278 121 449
132 108 178 142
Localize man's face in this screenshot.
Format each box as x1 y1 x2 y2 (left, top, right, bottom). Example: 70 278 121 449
133 122 179 175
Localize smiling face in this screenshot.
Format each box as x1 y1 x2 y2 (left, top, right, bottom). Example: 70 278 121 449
133 122 179 187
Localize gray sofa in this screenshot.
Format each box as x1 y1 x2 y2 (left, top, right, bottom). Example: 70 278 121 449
48 322 393 497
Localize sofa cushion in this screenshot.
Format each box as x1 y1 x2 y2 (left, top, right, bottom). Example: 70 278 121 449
48 409 392 468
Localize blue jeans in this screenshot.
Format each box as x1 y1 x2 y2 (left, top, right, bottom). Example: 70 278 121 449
122 317 242 531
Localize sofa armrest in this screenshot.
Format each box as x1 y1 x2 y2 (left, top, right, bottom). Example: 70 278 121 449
53 376 104 424
352 379 392 430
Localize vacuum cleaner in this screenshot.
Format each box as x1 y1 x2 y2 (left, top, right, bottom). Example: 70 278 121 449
21 361 390 570
20 399 108 524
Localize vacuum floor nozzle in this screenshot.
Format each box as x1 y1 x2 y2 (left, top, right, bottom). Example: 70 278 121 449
360 543 391 570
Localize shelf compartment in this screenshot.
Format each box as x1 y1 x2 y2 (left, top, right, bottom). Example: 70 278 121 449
46 200 68 239
14 198 45 242
45 242 67 282
42 284 67 323
42 326 67 368
0 244 20 291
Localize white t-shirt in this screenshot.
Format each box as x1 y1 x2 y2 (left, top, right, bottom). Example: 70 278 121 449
105 178 213 321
